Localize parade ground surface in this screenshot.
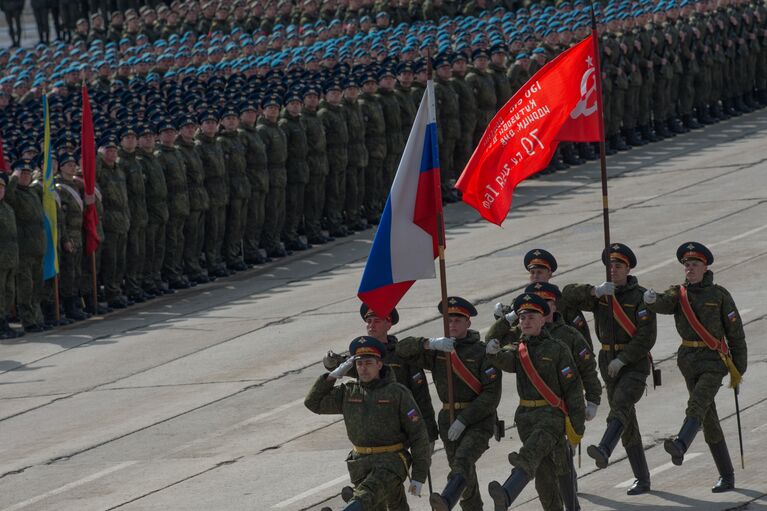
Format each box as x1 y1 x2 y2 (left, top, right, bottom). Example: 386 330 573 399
2 109 767 511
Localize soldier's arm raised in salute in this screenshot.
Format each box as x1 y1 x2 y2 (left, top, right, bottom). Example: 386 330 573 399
304 371 346 415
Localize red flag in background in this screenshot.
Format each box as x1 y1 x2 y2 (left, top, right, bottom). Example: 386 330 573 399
81 85 101 255
456 34 601 225
0 134 8 171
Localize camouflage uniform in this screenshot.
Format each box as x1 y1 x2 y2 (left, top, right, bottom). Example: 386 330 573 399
157 141 190 286
120 148 148 300
179 136 209 281
195 131 229 274
239 123 269 263
343 96 368 230
97 154 130 303
318 100 350 233
138 147 168 292
466 66 497 146
397 330 502 511
257 116 289 255
219 128 251 267
377 87 403 191
305 366 431 509
278 111 309 249
301 106 330 242
435 75 461 194
54 175 84 304
0 188 18 333
450 70 479 173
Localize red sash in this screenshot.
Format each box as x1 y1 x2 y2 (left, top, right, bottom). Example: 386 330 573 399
679 285 740 387
449 352 482 395
611 299 637 337
518 342 582 444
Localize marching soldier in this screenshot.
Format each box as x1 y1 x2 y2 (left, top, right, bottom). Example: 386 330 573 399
396 297 502 511
55 152 90 321
0 172 23 339
485 293 586 510
487 282 601 510
306 336 431 511
644 242 747 492
563 243 656 495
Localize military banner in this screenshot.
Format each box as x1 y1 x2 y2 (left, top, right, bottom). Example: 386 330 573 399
456 33 600 225
41 95 59 280
81 85 101 256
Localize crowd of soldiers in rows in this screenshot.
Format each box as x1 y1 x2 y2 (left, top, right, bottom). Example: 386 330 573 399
1 0 767 338
309 244 747 511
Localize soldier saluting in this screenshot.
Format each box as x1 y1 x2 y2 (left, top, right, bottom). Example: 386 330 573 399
485 293 586 510
306 336 430 511
563 243 656 496
396 297 502 511
644 242 747 492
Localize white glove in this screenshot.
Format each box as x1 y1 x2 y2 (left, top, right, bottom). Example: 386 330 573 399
427 337 455 352
594 281 615 298
585 401 598 421
505 310 518 326
493 302 506 319
447 419 466 441
486 338 501 355
643 288 657 304
607 358 625 378
408 480 424 497
329 356 355 379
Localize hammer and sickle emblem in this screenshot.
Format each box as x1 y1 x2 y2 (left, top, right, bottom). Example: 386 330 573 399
570 67 598 119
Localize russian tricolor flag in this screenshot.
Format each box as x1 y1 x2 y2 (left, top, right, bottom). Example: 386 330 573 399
358 81 443 318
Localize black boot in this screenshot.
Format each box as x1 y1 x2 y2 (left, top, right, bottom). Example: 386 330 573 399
664 416 700 465
558 471 580 510
709 440 735 493
625 444 651 495
655 120 671 139
626 128 646 146
340 500 363 511
641 124 660 142
430 474 467 511
64 297 89 321
604 139 617 156
0 318 20 339
578 142 597 161
612 134 630 151
488 468 530 511
587 419 624 469
683 114 702 130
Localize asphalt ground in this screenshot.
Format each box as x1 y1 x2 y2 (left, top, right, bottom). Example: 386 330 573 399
2 108 767 511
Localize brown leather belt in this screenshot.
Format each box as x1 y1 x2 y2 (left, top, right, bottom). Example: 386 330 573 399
353 442 404 454
601 343 627 351
442 402 473 411
681 340 708 348
519 399 548 408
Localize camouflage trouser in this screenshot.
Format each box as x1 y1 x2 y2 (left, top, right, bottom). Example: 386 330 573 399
510 407 567 480
609 88 626 137
678 353 727 444
15 253 44 327
669 73 681 119
124 224 146 298
204 204 227 271
345 165 362 227
304 172 326 239
324 148 348 231
439 410 491 511
439 136 457 189
679 71 696 116
454 127 476 174
80 244 101 305
261 185 286 252
182 210 204 278
282 183 304 244
101 230 127 302
534 443 573 511
164 213 187 283
603 368 646 449
243 191 266 259
144 221 166 289
653 78 668 124
224 196 248 265
349 466 406 511
625 86 641 130
59 245 82 299
639 78 654 126
0 265 16 319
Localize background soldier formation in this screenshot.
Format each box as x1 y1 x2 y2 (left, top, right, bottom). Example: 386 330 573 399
309 243 747 511
1 0 765 332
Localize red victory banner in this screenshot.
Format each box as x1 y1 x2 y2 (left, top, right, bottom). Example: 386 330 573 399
456 34 601 225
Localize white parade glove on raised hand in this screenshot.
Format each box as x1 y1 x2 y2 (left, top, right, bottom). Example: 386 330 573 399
505 310 518 326
607 358 626 378
329 357 355 379
486 339 501 355
594 281 615 298
408 481 424 497
447 419 467 441
427 337 455 352
643 288 657 304
493 302 505 319
585 401 598 421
